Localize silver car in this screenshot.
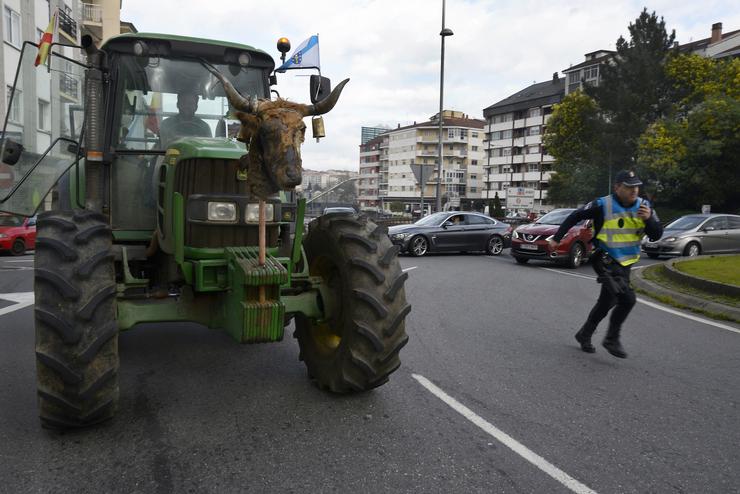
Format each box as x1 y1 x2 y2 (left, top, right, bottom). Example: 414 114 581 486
641 213 740 258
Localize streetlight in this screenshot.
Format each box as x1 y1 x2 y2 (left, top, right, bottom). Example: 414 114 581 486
435 0 453 213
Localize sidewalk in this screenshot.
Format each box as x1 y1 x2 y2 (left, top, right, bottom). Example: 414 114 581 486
632 257 740 323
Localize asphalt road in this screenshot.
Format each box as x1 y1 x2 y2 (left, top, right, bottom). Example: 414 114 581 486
0 251 738 494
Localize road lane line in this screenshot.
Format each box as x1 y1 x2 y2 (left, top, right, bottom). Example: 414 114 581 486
0 292 35 317
402 266 417 272
541 268 740 333
412 374 598 494
542 267 595 280
3 259 34 263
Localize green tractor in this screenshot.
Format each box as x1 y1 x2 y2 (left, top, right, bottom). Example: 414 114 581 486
0 33 409 429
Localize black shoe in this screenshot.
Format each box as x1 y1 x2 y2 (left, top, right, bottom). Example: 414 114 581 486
575 331 596 353
602 338 627 358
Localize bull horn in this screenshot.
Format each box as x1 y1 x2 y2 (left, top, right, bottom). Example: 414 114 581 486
303 78 350 116
204 62 258 113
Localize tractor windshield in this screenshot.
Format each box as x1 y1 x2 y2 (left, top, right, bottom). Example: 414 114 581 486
0 43 85 216
113 55 266 152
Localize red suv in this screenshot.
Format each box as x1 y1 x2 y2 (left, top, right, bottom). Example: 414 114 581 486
510 208 593 268
0 213 37 256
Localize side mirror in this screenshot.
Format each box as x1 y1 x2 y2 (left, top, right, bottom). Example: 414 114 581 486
309 75 331 104
1 138 24 166
702 226 715 232
442 221 453 228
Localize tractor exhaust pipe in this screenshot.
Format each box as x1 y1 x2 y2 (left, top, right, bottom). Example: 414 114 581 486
81 34 107 213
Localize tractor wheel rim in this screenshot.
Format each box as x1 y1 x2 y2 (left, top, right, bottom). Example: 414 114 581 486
489 237 503 254
413 238 427 255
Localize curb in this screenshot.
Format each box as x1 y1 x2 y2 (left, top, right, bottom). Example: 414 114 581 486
664 255 740 298
632 265 740 323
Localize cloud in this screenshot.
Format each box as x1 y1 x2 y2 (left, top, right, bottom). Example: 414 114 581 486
121 0 740 170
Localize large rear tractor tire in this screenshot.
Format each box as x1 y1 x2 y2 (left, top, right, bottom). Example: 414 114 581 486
34 210 118 429
295 214 410 393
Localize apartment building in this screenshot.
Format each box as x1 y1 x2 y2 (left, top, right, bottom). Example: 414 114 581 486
482 74 564 211
358 134 382 210
376 110 484 213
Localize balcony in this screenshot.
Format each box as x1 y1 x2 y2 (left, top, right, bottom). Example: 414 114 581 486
59 73 80 101
82 3 103 24
57 8 78 41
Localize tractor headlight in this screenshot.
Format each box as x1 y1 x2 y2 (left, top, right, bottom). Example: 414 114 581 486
245 203 274 223
207 202 237 222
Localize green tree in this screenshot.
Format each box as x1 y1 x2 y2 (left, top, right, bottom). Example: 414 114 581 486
543 91 607 204
639 55 740 211
587 8 677 174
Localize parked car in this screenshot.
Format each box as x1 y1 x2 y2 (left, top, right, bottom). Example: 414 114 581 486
0 213 37 255
322 206 356 216
641 213 740 258
388 211 511 256
510 208 593 268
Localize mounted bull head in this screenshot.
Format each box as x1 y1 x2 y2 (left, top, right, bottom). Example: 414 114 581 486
207 65 349 199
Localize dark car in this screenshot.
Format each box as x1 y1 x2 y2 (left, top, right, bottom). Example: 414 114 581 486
388 211 511 257
0 213 37 255
641 213 740 258
510 208 593 268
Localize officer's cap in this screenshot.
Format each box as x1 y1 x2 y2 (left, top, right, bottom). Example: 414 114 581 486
614 170 642 186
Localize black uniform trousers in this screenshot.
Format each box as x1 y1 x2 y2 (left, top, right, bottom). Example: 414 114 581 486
581 263 636 340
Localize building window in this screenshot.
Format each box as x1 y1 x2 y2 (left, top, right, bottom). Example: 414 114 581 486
472 132 478 138
471 160 478 165
4 7 21 47
528 126 541 136
472 146 478 151
584 65 599 81
568 72 581 84
38 99 50 130
503 148 512 156
6 86 22 123
527 108 541 118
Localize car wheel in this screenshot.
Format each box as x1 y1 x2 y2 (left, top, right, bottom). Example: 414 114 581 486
10 239 26 256
567 242 584 269
409 235 428 257
514 256 529 264
486 235 504 256
683 242 701 257
646 253 660 259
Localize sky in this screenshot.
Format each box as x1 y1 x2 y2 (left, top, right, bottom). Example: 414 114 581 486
120 0 740 171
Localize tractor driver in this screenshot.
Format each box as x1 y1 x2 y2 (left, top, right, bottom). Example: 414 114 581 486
159 92 212 148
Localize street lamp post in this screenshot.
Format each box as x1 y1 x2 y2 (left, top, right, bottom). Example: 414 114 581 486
435 0 453 213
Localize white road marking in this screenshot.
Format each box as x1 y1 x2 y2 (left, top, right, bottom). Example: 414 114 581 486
542 268 740 334
3 259 34 263
0 292 35 317
402 266 417 272
542 267 595 280
412 374 598 494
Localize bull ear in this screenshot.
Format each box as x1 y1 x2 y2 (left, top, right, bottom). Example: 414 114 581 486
234 111 260 143
303 78 350 116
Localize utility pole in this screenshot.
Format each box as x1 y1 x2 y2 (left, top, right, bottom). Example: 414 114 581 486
435 0 453 212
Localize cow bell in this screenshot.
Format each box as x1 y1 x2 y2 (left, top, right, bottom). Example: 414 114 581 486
312 116 325 142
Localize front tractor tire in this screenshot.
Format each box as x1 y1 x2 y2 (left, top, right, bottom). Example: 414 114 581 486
295 214 410 393
34 210 118 429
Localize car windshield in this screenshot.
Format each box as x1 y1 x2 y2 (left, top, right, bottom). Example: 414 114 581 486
114 55 267 152
665 215 705 230
415 212 449 226
0 214 23 227
535 209 574 225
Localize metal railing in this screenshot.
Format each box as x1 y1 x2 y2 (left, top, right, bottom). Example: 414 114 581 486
81 2 103 23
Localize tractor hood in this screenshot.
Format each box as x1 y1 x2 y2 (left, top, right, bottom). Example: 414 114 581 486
164 138 246 164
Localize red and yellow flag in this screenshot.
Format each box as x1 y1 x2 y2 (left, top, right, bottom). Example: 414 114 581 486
34 11 57 67
145 93 162 134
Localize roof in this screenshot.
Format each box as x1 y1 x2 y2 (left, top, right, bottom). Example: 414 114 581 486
483 78 564 117
562 51 614 72
678 28 740 54
391 116 485 134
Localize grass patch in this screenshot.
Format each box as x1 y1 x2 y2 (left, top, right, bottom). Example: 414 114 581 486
674 255 740 287
633 286 737 322
642 264 740 308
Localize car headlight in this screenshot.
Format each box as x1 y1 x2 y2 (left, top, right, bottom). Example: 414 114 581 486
513 230 520 239
391 233 412 240
245 203 275 223
663 236 677 243
0 233 7 239
207 202 237 222
545 235 554 241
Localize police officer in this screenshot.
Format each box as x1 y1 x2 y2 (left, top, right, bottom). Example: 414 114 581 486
548 170 663 358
